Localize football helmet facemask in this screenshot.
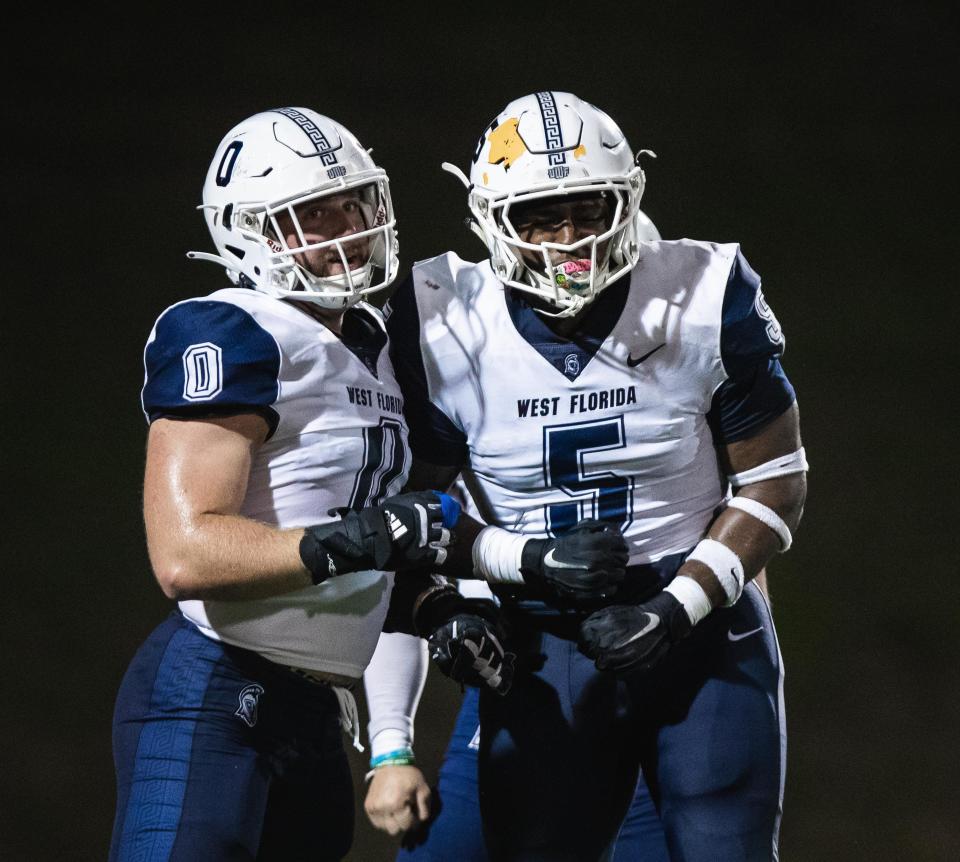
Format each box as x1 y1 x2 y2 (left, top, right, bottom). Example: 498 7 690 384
189 107 398 309
444 91 653 316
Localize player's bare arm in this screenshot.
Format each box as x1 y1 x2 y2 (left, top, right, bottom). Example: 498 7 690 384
146 417 456 601
679 402 805 607
579 402 807 674
144 413 312 600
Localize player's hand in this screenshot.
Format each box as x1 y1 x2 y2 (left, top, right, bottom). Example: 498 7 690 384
520 519 629 606
299 492 460 583
413 584 515 695
578 590 692 675
429 611 516 695
364 765 431 836
380 490 461 569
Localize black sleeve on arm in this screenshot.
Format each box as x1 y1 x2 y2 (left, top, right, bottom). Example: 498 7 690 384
385 276 469 466
381 571 442 635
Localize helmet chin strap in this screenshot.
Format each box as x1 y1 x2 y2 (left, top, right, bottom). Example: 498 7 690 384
534 295 587 318
287 261 374 308
512 270 590 318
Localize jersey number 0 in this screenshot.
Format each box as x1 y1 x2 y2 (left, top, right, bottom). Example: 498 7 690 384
348 418 407 510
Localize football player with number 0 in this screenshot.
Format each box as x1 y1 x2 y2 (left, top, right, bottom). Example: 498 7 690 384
109 107 457 861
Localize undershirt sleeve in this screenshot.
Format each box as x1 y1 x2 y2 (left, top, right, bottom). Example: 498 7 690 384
363 631 428 758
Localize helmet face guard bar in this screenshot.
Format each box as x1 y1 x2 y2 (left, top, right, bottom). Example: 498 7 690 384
261 176 396 303
468 171 645 315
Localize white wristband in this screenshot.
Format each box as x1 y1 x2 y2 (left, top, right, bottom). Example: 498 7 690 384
725 496 793 551
664 575 713 626
472 526 528 584
686 538 744 606
727 447 808 487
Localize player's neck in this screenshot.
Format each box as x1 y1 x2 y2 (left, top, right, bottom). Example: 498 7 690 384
287 299 345 335
538 308 588 338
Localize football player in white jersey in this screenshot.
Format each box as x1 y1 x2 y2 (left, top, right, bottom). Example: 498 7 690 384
109 107 460 861
382 92 808 861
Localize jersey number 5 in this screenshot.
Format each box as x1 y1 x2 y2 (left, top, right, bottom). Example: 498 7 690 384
542 416 635 537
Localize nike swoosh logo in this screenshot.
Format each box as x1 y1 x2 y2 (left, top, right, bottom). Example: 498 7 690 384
727 625 764 642
543 548 582 569
626 343 665 367
613 614 660 648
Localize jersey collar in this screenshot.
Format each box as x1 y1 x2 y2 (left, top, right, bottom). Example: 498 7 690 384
502 275 631 381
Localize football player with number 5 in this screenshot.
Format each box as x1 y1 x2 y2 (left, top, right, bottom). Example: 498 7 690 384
382 92 808 861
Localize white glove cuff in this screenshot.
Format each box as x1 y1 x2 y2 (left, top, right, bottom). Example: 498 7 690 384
472 526 528 584
664 575 714 626
686 538 745 607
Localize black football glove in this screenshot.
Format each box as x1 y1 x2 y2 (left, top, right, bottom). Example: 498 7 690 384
578 590 692 675
380 491 460 570
300 492 460 584
413 583 515 696
520 519 629 606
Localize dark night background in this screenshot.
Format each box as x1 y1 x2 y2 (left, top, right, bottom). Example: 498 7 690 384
5 3 958 859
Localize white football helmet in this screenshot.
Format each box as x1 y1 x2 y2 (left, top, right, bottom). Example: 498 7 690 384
189 107 399 308
444 91 653 316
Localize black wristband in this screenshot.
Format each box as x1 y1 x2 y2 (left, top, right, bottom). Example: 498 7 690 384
519 539 546 586
299 528 338 585
412 583 466 637
299 510 392 585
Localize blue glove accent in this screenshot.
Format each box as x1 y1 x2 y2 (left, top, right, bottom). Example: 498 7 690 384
437 493 462 529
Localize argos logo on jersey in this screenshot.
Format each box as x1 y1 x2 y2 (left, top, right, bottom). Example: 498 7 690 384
235 684 264 728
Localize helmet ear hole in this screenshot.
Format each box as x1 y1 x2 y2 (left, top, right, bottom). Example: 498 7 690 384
222 203 233 231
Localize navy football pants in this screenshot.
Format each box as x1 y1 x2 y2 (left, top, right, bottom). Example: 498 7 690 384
403 582 785 862
110 612 354 861
397 686 670 862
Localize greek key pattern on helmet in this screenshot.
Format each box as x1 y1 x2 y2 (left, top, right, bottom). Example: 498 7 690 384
535 91 566 167
274 107 339 166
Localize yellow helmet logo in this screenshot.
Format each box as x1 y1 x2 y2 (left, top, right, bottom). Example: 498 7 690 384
487 118 526 170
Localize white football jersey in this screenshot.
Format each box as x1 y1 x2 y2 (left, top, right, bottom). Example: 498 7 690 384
387 240 794 568
142 287 409 678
